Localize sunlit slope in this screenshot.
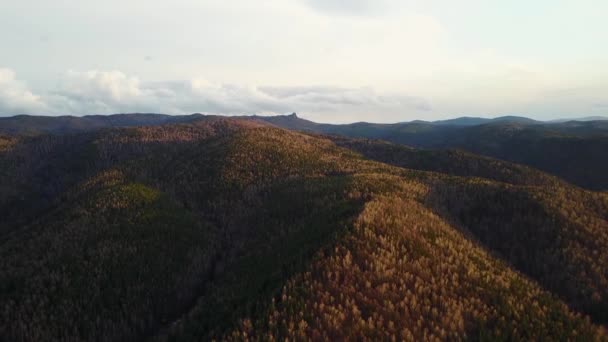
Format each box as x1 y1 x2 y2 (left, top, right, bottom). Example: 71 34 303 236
220 190 603 341
429 179 608 325
328 134 608 326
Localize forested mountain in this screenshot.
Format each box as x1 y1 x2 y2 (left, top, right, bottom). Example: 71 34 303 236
0 113 204 136
256 114 608 190
1 116 607 341
4 113 607 190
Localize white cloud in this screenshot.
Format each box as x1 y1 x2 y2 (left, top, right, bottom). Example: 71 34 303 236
0 68 47 115
44 70 147 114
303 0 395 16
62 70 142 102
0 69 431 122
1 66 604 123
260 85 430 120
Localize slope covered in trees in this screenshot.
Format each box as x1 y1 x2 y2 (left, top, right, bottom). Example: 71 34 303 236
328 136 563 187
327 135 608 326
0 114 202 136
0 117 607 341
3 113 607 189
222 194 600 341
1 172 216 341
258 114 608 190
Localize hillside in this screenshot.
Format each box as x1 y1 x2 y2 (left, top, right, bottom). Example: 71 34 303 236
444 125 608 190
3 113 607 190
328 136 563 187
1 118 607 341
257 114 608 190
0 113 203 136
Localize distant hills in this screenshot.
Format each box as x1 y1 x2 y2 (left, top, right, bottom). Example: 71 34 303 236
254 113 608 190
414 115 541 126
550 116 608 123
1 116 607 340
428 115 607 126
0 113 202 135
1 113 606 136
2 113 607 190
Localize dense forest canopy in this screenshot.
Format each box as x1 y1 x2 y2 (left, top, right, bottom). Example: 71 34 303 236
0 115 607 341
3 113 607 190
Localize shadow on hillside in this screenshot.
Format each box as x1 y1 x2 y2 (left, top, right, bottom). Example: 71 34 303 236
425 180 608 326
152 174 368 340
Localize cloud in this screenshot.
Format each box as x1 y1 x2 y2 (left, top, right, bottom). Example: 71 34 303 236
0 68 47 115
594 103 608 109
303 0 395 16
47 72 287 115
62 70 142 102
0 69 430 122
260 85 430 112
41 70 145 115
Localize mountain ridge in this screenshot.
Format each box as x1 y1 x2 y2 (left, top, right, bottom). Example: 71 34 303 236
1 117 607 340
2 113 607 191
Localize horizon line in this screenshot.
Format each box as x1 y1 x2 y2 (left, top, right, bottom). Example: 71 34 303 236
1 112 607 126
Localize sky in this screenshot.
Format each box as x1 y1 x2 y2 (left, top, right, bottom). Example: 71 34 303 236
1 0 607 123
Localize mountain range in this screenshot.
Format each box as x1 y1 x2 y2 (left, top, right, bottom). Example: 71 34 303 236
254 113 608 191
3 113 608 191
1 113 607 341
2 113 606 135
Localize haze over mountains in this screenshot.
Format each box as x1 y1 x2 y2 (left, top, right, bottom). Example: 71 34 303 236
1 113 607 341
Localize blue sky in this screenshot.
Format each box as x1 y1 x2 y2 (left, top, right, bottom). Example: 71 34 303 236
0 0 607 123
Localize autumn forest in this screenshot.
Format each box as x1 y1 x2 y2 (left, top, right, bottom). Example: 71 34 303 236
0 114 607 341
